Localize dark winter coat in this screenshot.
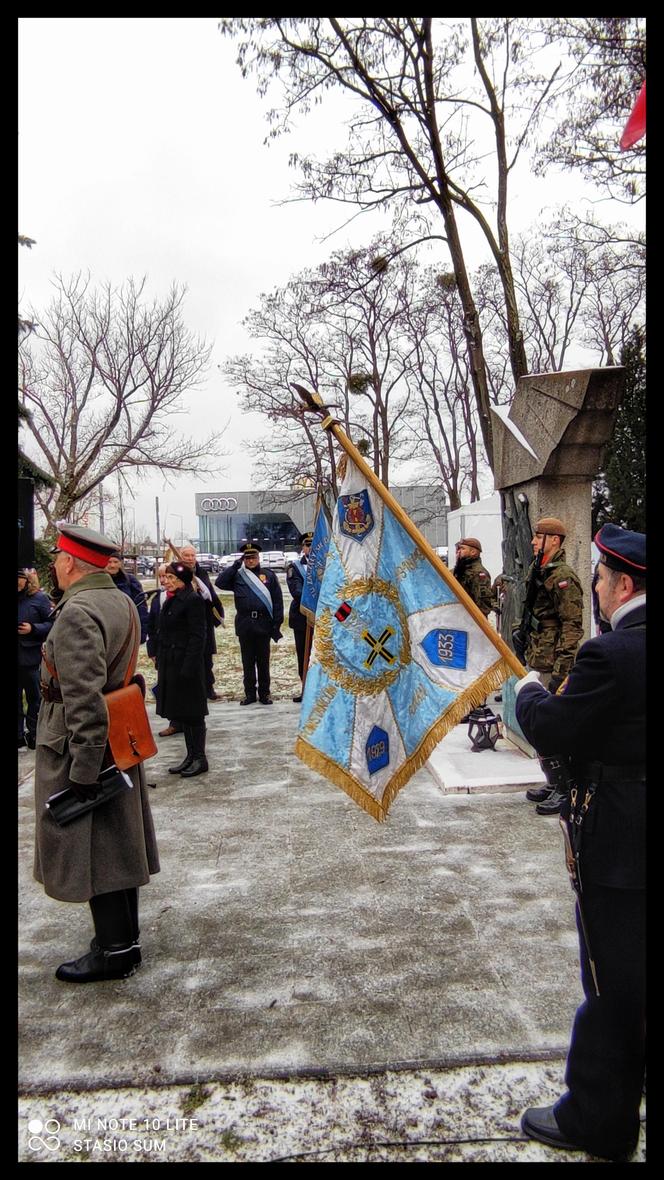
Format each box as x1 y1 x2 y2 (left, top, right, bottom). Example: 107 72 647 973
515 599 645 889
146 589 165 661
192 564 225 656
110 568 149 643
155 586 208 722
34 572 160 903
18 588 54 667
286 558 307 632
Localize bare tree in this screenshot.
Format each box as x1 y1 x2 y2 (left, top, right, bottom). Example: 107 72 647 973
225 242 417 495
400 271 484 507
19 273 223 531
221 18 571 472
535 18 646 203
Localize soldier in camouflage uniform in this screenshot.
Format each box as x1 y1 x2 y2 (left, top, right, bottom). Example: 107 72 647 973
521 517 583 689
519 516 584 816
452 537 494 617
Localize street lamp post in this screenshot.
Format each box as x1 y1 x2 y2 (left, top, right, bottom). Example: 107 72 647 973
168 514 184 545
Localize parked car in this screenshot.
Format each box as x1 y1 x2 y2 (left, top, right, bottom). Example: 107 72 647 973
217 552 242 571
283 550 299 566
136 556 156 577
261 550 286 571
196 552 221 573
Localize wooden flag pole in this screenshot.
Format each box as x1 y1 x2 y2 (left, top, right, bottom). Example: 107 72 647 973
290 384 526 680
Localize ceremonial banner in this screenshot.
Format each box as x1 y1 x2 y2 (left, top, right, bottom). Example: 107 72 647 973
300 500 331 622
620 80 646 151
295 457 514 821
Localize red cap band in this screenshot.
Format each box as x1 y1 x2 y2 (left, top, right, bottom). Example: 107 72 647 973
56 533 114 568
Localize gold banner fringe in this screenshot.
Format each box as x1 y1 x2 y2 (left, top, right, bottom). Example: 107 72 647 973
295 657 511 822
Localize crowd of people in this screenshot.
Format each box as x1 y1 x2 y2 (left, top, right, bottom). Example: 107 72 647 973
20 512 645 1162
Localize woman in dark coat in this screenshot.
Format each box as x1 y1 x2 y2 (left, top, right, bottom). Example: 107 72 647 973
155 562 209 777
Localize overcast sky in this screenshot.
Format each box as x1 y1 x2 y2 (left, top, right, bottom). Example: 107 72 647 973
18 17 644 545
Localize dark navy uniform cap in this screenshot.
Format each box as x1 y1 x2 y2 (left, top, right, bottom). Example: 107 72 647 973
595 523 646 576
239 540 262 555
300 531 314 546
51 523 120 568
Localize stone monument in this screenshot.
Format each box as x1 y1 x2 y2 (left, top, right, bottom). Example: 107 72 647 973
491 367 625 753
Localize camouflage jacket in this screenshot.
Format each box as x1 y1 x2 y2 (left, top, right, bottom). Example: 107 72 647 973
522 548 583 677
453 556 494 618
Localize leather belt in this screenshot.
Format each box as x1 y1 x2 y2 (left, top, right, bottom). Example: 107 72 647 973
573 760 646 783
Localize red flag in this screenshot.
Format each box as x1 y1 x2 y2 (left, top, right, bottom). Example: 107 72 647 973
620 81 646 151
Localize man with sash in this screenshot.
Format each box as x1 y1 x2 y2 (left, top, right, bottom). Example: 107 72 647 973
286 530 312 703
216 541 284 705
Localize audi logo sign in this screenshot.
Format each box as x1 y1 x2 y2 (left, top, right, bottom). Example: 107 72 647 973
200 497 238 512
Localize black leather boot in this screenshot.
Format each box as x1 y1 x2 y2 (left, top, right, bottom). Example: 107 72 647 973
526 786 552 803
180 723 208 777
169 725 194 774
536 789 567 815
91 888 140 952
62 890 140 982
56 943 141 983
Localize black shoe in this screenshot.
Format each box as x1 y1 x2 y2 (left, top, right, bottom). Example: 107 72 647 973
180 758 209 777
168 755 194 775
240 697 256 706
259 696 273 705
26 733 36 750
207 692 221 701
292 694 303 703
536 790 567 815
521 1106 581 1152
18 736 26 749
526 786 552 803
55 944 141 983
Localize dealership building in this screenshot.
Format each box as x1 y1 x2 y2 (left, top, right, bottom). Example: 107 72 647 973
196 488 449 555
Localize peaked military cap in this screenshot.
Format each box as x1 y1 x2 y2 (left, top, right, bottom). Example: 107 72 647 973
595 523 646 576
534 516 566 538
457 537 482 552
300 531 314 546
239 540 262 555
51 523 120 568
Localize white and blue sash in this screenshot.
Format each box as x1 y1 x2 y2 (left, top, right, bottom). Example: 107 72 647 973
238 566 274 616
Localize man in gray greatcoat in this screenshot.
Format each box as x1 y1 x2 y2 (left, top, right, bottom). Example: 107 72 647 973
34 524 160 984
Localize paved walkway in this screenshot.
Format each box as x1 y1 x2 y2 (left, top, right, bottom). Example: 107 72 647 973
18 701 645 1162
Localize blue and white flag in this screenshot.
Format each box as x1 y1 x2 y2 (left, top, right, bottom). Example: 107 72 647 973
295 457 510 821
300 499 332 622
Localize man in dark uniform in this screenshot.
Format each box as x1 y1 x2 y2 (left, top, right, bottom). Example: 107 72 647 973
286 530 312 703
179 545 225 701
514 524 645 1162
35 524 160 983
452 537 494 616
105 554 149 643
517 517 584 815
216 541 284 705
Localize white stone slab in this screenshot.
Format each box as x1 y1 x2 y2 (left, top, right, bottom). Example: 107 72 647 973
427 724 547 795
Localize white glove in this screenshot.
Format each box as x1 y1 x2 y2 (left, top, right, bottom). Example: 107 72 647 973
513 669 542 697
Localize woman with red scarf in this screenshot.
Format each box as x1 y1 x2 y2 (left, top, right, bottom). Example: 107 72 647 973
155 562 208 777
